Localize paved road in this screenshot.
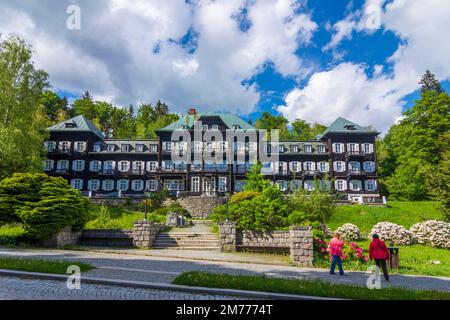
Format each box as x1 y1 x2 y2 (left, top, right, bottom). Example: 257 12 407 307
0 276 243 300
1 248 449 293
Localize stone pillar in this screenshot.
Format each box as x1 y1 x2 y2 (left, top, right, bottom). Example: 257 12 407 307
290 226 314 267
133 221 160 248
219 221 236 252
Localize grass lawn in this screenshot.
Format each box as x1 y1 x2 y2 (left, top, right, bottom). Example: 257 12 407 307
85 204 166 229
173 272 450 300
0 256 93 274
328 201 443 234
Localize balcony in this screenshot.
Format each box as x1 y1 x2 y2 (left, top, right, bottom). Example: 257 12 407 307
99 169 116 175
345 151 364 158
347 170 366 176
131 169 146 175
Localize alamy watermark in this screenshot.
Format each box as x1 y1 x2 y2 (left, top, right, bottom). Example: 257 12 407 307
66 265 81 290
366 265 382 289
66 5 81 30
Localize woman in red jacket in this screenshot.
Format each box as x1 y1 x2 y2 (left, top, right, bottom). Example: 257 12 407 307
369 234 390 281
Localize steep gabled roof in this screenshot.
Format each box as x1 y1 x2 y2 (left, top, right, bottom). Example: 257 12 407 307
158 112 256 131
48 115 105 139
321 117 379 136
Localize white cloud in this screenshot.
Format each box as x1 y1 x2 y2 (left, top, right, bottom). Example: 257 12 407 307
0 0 317 115
280 0 450 133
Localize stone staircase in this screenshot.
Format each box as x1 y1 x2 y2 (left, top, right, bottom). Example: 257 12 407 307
152 220 219 250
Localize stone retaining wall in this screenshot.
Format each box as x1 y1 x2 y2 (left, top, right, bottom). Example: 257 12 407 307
41 227 81 248
79 229 134 247
132 221 163 248
219 222 314 267
178 196 225 218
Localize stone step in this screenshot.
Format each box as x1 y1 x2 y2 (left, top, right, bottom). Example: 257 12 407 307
157 235 218 240
153 241 220 246
152 245 219 250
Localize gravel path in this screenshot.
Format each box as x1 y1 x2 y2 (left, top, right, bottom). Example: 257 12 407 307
1 248 449 293
0 276 244 300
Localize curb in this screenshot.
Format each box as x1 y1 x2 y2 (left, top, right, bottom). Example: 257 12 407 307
0 269 339 300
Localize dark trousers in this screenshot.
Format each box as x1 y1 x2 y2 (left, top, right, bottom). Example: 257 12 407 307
375 259 389 280
330 255 344 275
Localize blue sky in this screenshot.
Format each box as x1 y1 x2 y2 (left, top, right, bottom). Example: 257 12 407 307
2 0 449 133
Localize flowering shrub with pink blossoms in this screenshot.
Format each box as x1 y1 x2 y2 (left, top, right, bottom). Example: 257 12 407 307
313 238 369 268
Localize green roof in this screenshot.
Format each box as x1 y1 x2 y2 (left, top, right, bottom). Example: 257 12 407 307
321 117 378 136
158 112 256 131
48 115 105 139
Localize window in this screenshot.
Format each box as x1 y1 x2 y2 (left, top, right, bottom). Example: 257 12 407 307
363 143 373 154
71 179 83 190
365 180 377 191
317 145 326 153
304 162 315 171
74 141 86 152
348 161 361 172
122 144 131 152
60 141 71 153
318 162 328 172
45 141 56 152
164 180 184 191
73 160 85 171
149 144 158 153
304 145 312 153
218 177 227 192
107 144 115 152
290 145 298 153
290 162 300 172
119 161 130 172
363 161 375 172
136 144 144 152
191 177 200 192
163 160 174 171
319 180 331 191
304 180 314 191
57 160 69 171
132 180 144 191
102 180 114 191
88 180 100 191
147 180 158 191
163 142 173 152
349 180 362 191
202 125 208 131
333 143 344 154
90 161 102 172
334 161 346 172
291 180 301 191
117 180 129 191
335 180 347 191
147 161 158 172
103 161 115 173
212 125 219 130
232 125 240 130
276 180 288 191
93 144 102 152
219 141 227 152
348 143 359 152
44 160 54 171
278 145 285 153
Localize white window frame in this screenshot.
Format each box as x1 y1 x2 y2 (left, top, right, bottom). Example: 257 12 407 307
318 161 329 173
363 161 375 173
365 180 377 191
218 177 227 192
362 143 373 154
45 141 56 152
304 162 315 171
132 180 144 191
73 160 85 172
57 160 69 170
147 161 158 172
317 145 326 153
107 144 115 152
348 143 359 152
117 179 129 191
212 124 219 130
304 180 314 191
332 143 344 154
90 161 102 172
71 179 83 190
276 180 288 191
59 141 71 153
147 180 158 191
349 180 362 191
119 161 130 172
93 144 102 152
334 161 346 172
335 179 347 191
149 144 158 153
102 180 114 191
44 159 54 171
191 177 200 192
74 141 86 152
349 161 361 172
303 145 312 153
88 180 100 191
136 144 144 152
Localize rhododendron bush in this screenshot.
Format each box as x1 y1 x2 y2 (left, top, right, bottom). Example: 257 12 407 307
410 220 450 249
368 222 413 246
336 223 361 241
313 238 369 267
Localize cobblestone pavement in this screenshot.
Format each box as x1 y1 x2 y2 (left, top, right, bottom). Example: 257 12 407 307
1 248 449 293
0 276 244 300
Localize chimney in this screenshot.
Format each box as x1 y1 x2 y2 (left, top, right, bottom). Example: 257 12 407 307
188 107 197 115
